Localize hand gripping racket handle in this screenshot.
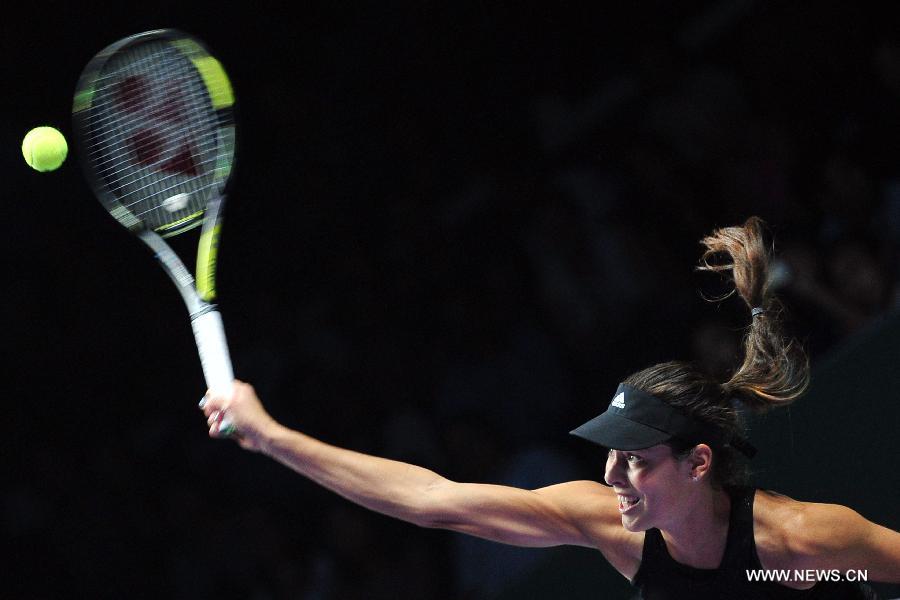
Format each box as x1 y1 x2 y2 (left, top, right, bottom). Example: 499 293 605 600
191 309 234 395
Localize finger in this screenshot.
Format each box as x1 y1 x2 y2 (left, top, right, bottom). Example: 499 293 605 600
219 418 237 437
207 417 237 439
201 396 229 418
200 395 218 417
207 410 220 426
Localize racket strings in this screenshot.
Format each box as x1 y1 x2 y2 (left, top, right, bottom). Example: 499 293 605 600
86 46 213 155
91 136 221 203
89 112 212 220
90 52 214 181
86 76 218 172
87 52 212 171
101 138 221 207
81 40 229 229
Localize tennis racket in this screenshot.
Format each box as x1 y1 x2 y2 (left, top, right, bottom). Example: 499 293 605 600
72 29 237 404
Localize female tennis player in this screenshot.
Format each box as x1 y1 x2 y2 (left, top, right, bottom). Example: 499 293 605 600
200 217 899 598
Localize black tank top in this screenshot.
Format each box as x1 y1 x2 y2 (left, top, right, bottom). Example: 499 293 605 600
631 487 879 599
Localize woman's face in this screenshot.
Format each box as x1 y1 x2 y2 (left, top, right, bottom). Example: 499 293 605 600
604 444 696 532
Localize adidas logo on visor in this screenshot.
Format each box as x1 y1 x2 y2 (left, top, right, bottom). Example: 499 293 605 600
611 392 626 409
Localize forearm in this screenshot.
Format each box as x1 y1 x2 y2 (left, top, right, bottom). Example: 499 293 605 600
258 423 444 526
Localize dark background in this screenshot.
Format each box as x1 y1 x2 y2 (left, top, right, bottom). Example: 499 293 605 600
3 2 899 598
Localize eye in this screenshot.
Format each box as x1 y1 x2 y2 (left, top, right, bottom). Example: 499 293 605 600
626 454 645 465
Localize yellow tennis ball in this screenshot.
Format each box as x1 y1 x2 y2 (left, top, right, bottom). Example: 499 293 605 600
22 126 68 172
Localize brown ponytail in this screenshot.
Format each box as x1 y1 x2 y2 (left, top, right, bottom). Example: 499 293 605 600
698 216 809 411
622 217 809 487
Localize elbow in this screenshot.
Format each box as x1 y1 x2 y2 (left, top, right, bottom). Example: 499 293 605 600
408 476 454 529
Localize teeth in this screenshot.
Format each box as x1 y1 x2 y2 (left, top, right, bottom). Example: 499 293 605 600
618 495 640 506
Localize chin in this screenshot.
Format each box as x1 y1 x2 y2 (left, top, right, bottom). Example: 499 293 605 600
621 517 651 533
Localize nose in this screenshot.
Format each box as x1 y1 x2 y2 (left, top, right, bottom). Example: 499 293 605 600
604 451 625 487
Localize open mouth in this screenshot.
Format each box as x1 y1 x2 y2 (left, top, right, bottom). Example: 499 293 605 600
617 495 641 513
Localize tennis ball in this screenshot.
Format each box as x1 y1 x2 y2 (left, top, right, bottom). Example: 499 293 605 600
22 126 68 172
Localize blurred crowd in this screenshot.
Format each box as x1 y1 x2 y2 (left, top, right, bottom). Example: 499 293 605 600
5 4 900 599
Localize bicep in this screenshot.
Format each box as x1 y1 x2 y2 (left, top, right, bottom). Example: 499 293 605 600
851 517 900 583
421 479 618 549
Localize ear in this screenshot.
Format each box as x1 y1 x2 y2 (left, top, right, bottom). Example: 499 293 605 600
688 444 714 481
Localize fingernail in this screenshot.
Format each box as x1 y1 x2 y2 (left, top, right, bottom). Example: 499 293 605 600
199 397 207 409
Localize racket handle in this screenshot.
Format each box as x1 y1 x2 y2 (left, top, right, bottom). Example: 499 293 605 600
191 309 234 395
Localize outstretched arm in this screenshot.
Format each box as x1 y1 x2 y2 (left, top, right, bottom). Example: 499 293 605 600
200 381 638 573
784 503 900 583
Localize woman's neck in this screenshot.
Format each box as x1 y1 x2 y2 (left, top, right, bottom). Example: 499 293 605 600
660 486 732 569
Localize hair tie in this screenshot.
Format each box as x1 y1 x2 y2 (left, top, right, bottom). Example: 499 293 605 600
751 307 765 317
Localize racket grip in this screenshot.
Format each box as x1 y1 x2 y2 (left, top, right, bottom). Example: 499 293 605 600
191 309 234 395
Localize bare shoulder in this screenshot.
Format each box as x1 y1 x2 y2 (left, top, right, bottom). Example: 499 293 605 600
535 480 644 578
753 490 805 568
